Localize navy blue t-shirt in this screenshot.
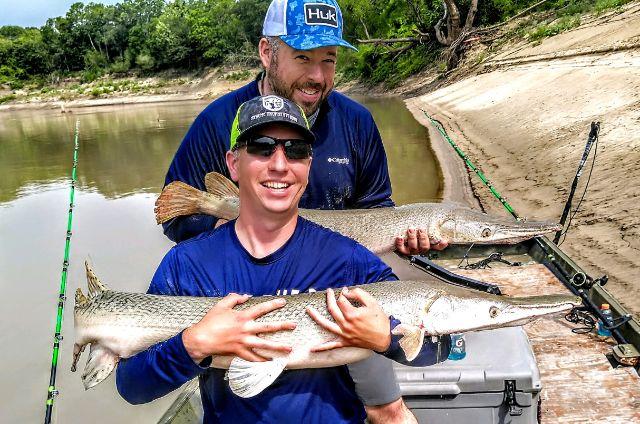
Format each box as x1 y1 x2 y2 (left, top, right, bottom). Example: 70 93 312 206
116 217 397 423
163 78 394 242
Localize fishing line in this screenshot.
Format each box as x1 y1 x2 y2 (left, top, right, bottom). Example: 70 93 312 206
44 119 80 424
565 307 596 334
422 110 520 220
461 252 522 270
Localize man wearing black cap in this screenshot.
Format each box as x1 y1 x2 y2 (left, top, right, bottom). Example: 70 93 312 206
161 0 447 421
117 96 447 423
163 0 445 251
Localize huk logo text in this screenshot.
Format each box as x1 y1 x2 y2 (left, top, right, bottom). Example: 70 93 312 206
304 4 338 27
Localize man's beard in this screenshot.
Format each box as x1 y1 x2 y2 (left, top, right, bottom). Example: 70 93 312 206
266 61 329 116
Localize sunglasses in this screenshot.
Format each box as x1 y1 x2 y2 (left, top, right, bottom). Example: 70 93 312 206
238 135 313 160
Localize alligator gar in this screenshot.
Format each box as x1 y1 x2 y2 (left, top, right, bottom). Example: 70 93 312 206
154 172 561 253
73 263 580 398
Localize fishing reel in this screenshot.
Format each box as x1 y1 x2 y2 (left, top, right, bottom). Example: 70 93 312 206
570 272 607 290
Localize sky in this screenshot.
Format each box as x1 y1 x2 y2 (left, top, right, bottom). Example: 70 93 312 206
0 0 122 28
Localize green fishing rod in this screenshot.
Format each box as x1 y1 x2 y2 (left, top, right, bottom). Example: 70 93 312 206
422 110 520 220
44 119 80 424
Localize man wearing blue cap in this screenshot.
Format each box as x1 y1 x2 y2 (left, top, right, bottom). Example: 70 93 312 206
161 0 447 421
119 96 449 423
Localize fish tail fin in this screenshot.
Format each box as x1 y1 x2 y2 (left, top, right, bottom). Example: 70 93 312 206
81 343 120 390
226 357 287 398
154 181 206 224
85 261 108 296
392 324 426 362
204 172 239 198
155 178 240 224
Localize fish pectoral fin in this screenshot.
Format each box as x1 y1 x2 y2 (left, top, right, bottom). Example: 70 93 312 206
392 324 425 362
225 357 287 398
71 343 86 372
81 344 119 390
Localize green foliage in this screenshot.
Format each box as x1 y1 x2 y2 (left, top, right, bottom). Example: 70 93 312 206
0 94 16 104
135 52 156 70
527 15 581 42
224 70 252 81
0 0 632 90
90 87 104 97
81 69 103 84
339 43 438 88
84 50 109 70
110 57 131 74
594 0 634 12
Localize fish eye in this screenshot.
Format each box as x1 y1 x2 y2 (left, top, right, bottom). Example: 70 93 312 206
481 228 492 238
489 306 500 318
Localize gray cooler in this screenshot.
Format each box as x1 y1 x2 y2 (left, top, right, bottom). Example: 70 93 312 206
394 327 542 424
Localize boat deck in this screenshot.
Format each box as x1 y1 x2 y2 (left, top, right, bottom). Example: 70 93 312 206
438 258 640 423
162 251 640 424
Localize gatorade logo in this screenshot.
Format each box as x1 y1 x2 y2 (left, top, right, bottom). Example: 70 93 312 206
304 3 338 28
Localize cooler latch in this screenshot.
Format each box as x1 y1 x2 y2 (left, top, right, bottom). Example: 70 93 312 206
504 380 523 416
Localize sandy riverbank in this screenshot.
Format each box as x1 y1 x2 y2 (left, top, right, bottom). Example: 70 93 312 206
0 69 256 113
406 3 640 317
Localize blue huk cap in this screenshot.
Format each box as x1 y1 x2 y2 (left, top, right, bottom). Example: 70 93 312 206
263 0 357 51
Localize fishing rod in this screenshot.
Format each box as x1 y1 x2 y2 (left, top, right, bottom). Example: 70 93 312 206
421 110 520 220
44 119 80 424
553 122 600 245
422 113 638 364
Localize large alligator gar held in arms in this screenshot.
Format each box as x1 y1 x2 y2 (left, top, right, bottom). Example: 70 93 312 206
73 263 580 398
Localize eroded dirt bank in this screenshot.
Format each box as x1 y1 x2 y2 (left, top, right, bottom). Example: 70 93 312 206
407 3 640 317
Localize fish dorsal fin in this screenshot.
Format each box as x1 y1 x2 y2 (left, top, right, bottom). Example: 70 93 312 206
226 357 287 398
392 323 425 361
75 288 89 308
85 261 108 297
205 172 239 198
81 344 119 390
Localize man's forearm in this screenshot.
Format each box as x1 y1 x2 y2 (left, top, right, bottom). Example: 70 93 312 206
116 332 208 404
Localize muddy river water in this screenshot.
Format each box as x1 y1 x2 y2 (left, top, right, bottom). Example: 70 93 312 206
0 96 441 423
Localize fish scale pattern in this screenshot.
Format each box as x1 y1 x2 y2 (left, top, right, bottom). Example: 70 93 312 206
75 280 580 363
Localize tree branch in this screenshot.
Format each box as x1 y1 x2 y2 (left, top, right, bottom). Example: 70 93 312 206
359 16 371 40
463 0 479 32
357 35 429 44
475 0 551 34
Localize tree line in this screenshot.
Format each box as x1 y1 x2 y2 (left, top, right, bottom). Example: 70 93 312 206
0 0 611 89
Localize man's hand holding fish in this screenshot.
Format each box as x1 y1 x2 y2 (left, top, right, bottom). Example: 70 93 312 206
308 287 392 353
182 294 296 363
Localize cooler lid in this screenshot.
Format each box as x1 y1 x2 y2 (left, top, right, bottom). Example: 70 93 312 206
393 327 542 394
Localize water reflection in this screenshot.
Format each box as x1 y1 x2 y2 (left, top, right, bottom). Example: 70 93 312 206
0 102 202 203
0 96 441 424
1 98 441 204
352 96 443 204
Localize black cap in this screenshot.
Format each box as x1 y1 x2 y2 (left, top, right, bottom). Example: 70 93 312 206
230 95 315 149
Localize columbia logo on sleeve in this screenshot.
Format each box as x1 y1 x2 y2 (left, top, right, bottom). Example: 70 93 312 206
327 157 350 165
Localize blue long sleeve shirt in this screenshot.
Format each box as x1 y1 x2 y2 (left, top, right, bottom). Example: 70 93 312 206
116 218 447 423
163 78 394 242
